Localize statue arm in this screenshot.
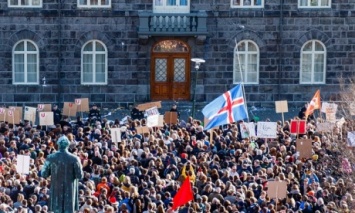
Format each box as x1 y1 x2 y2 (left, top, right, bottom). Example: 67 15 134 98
74 159 84 180
41 161 51 178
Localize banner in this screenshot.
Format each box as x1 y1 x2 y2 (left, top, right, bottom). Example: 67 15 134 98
39 112 54 126
240 122 256 138
110 128 121 143
37 104 52 112
296 139 313 159
75 98 90 112
16 155 30 174
63 102 77 117
24 106 37 123
257 122 277 138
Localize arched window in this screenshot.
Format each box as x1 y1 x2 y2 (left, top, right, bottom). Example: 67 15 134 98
81 40 107 85
13 40 39 85
300 40 326 84
233 40 259 84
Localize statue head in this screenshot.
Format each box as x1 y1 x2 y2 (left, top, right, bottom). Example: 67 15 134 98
57 135 70 151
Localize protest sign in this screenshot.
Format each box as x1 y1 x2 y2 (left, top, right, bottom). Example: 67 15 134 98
347 132 355 147
240 122 256 138
145 107 159 117
63 102 77 117
257 122 277 138
317 122 335 132
290 120 307 134
0 108 6 122
136 126 150 135
37 104 52 112
39 112 54 126
110 128 121 143
24 106 37 123
267 181 288 199
6 109 21 124
296 139 313 159
75 98 90 112
136 101 162 111
275 100 288 113
164 111 178 124
337 117 346 128
9 106 23 121
147 114 164 127
16 155 30 174
322 102 337 123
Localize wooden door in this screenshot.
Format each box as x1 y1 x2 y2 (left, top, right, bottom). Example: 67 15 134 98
151 40 190 100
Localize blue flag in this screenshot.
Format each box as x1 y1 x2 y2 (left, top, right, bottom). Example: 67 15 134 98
202 84 248 130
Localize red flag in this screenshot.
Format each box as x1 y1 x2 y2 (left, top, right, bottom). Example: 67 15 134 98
305 90 321 118
172 176 194 210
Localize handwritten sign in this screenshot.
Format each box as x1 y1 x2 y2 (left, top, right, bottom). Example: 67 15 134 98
6 109 21 124
39 112 54 126
145 107 159 116
164 111 178 124
317 122 335 132
16 155 30 174
24 106 37 123
257 122 277 138
296 139 313 159
136 126 150 135
0 108 6 122
347 132 355 147
240 122 256 138
275 100 288 113
9 106 23 121
322 102 338 123
110 128 121 143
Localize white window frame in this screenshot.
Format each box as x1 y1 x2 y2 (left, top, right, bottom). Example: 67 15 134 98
8 0 42 8
230 0 264 8
12 40 40 85
233 40 259 84
153 0 190 13
298 0 331 8
300 40 326 84
77 0 111 8
81 40 108 85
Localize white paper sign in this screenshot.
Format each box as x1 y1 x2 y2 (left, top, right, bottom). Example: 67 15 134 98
147 114 160 127
145 107 159 116
347 132 355 147
317 122 335 132
110 128 121 143
240 122 256 138
39 112 54 126
16 155 30 174
24 106 37 123
322 102 338 122
337 117 346 128
257 122 277 138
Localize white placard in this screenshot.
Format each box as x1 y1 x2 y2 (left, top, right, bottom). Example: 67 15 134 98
16 155 30 174
257 122 277 138
317 122 335 132
321 102 338 113
145 107 159 116
275 100 288 113
39 112 54 126
347 131 355 147
24 106 37 123
337 117 346 128
111 128 121 143
240 122 256 138
147 114 159 127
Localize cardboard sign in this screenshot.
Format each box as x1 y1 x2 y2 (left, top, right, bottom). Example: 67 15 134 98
75 98 90 112
24 106 37 123
164 111 178 124
135 126 150 135
275 100 288 113
257 122 277 138
240 122 256 138
6 109 21 124
63 102 77 117
317 122 335 132
321 102 338 113
347 132 355 147
9 106 23 121
0 108 6 122
267 181 288 199
290 120 307 134
296 139 313 159
37 104 52 112
145 107 159 116
16 155 30 174
39 112 54 126
136 101 162 111
147 114 164 127
110 128 121 143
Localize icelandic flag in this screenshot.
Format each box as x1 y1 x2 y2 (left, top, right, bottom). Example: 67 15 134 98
202 84 248 130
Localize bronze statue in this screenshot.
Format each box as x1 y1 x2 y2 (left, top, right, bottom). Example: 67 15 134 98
41 135 83 213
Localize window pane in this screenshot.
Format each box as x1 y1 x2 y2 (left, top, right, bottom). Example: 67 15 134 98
10 0 18 5
232 0 241 5
321 0 329 6
95 42 105 51
14 55 25 83
90 0 98 5
248 42 257 51
79 0 87 5
155 59 167 82
174 58 186 82
101 0 109 5
254 0 262 5
155 0 163 5
153 40 188 52
95 54 105 83
32 0 40 5
300 0 308 6
314 54 324 82
83 54 93 83
311 0 318 6
314 42 324 51
180 0 187 5
21 0 29 5
303 42 312 51
237 42 246 51
15 42 25 51
84 43 93 51
243 0 251 5
167 0 176 6
27 42 36 51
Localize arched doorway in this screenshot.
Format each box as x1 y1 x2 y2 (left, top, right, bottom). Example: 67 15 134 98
150 40 191 100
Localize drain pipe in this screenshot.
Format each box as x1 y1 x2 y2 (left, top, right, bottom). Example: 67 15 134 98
278 0 284 100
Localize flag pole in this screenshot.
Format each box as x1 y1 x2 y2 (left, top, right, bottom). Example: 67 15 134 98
235 39 249 122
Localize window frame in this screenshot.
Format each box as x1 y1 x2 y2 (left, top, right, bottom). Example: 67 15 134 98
299 40 326 84
8 0 42 8
233 40 260 85
12 40 40 85
230 0 264 8
81 40 108 85
298 0 331 8
153 0 190 13
77 0 111 8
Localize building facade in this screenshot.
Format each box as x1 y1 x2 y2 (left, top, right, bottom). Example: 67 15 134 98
0 0 354 109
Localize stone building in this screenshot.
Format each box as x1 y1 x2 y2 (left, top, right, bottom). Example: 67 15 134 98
0 0 354 110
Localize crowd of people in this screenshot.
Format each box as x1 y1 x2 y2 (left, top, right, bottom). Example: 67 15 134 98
0 103 353 213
